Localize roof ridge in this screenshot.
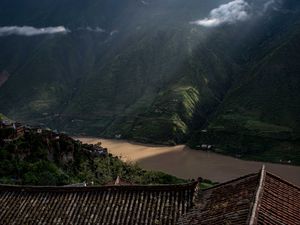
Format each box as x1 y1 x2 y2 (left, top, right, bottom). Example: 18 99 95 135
265 171 300 191
248 165 266 225
0 181 199 192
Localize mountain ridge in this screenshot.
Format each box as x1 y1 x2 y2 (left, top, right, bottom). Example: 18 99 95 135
1 0 300 164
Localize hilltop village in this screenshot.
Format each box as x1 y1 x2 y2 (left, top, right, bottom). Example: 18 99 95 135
0 118 185 186
0 119 108 159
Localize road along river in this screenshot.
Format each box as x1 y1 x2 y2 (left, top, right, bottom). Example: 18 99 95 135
78 138 300 185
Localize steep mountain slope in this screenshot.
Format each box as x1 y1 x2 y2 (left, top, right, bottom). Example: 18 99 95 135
0 0 234 135
189 3 300 163
0 0 300 163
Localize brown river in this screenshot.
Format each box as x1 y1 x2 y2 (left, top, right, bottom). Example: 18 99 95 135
78 138 300 186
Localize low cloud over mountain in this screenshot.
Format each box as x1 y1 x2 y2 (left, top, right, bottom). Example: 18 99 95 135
78 27 106 33
191 0 250 27
191 0 283 28
0 26 69 36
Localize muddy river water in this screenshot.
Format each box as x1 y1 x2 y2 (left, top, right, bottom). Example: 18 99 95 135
78 138 300 185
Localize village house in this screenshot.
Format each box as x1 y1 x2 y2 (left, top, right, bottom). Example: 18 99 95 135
83 143 108 157
115 134 122 139
14 122 25 137
36 128 43 134
0 166 299 224
24 125 31 133
0 121 24 140
196 144 214 151
0 120 11 128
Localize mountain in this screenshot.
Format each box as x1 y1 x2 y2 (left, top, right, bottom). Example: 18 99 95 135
0 0 300 164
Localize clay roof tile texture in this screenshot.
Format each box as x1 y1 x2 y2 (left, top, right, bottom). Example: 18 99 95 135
178 167 300 225
177 173 260 225
257 172 300 225
1 168 299 225
0 182 198 225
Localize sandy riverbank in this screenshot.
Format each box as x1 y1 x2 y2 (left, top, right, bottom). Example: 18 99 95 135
77 137 300 185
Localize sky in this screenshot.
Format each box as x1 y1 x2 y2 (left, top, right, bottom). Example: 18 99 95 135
0 0 283 36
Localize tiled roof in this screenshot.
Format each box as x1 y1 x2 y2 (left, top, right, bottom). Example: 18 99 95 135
0 182 198 225
177 173 260 225
1 167 299 225
178 166 300 225
256 172 300 225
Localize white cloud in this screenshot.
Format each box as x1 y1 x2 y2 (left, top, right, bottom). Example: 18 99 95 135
141 1 149 5
84 26 106 33
191 0 250 27
263 0 281 12
264 0 275 10
0 26 69 36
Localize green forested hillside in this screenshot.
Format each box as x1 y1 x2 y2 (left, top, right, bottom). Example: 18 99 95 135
0 126 185 186
188 5 300 164
1 0 300 164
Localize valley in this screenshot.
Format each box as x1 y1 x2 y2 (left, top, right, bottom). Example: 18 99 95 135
1 1 300 223
79 137 300 185
1 0 300 161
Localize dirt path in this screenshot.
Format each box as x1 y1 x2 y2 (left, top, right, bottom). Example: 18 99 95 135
78 137 300 185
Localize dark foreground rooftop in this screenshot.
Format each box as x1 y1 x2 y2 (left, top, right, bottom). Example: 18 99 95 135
0 181 197 225
1 166 299 225
178 166 300 225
